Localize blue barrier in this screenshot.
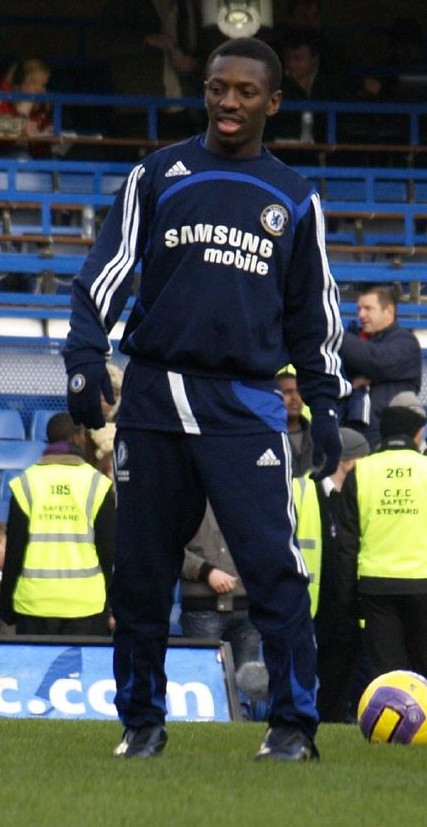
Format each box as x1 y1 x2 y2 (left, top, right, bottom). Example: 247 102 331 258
0 159 425 247
0 158 425 330
0 90 426 146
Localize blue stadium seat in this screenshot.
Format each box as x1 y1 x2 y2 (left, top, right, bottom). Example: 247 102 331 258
29 409 57 441
0 463 36 522
0 468 22 500
0 440 45 470
0 409 26 440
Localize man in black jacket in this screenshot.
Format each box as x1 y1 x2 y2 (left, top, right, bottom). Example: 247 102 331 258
340 286 422 449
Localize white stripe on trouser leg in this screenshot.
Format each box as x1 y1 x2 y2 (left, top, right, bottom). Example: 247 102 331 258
281 433 309 576
167 371 201 434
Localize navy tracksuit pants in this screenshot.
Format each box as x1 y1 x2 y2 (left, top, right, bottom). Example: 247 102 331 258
110 427 319 737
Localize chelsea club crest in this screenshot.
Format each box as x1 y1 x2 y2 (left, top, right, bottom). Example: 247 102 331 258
260 204 289 236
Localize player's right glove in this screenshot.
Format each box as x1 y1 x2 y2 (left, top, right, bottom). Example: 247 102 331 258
66 361 115 429
309 402 342 482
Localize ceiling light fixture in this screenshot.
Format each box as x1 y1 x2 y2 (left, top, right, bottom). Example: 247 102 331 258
201 1 273 39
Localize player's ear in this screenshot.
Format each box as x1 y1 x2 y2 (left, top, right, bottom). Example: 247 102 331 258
266 89 282 118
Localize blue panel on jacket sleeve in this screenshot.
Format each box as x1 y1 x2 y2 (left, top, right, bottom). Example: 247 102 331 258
231 382 287 432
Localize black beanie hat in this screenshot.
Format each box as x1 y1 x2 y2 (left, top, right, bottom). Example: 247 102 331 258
381 391 427 439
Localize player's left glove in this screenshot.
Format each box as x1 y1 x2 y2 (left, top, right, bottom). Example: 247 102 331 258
66 359 115 430
309 401 342 482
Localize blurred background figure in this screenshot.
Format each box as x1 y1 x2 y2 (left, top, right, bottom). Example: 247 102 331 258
276 366 313 477
279 0 350 73
181 501 261 671
0 57 52 157
266 27 347 144
340 286 422 450
97 0 203 150
85 362 123 478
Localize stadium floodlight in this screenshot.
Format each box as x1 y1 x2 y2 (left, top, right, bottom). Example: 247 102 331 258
201 1 273 39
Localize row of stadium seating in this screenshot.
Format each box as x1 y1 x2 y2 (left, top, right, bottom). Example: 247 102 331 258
0 159 426 304
0 407 56 442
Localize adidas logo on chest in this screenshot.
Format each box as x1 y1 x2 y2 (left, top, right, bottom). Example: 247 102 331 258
165 160 192 177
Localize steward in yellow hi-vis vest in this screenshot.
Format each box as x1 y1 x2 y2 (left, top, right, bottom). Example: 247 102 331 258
0 413 115 636
292 475 321 616
356 446 427 586
337 392 427 680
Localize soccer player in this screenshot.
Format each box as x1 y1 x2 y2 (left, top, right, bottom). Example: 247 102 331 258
63 37 350 762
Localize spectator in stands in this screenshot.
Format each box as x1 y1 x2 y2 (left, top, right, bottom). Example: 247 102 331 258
293 427 370 721
0 58 53 158
336 392 427 683
100 362 123 423
85 362 123 478
266 27 348 144
97 0 203 147
0 412 115 635
276 367 313 476
180 500 261 671
278 0 350 75
88 423 116 481
343 15 427 146
340 285 422 449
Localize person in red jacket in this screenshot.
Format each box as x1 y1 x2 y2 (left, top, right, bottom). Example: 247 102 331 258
0 58 52 157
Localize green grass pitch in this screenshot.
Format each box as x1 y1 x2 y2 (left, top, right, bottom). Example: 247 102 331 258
1 720 426 827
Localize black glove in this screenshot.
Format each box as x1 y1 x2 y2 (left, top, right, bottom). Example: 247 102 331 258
309 403 342 482
67 361 115 429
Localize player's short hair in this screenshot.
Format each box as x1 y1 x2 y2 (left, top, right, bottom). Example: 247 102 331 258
206 37 283 91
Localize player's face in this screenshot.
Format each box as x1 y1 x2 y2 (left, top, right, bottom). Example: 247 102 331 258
204 55 282 158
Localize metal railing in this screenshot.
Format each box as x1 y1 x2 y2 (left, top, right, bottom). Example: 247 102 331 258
0 90 426 146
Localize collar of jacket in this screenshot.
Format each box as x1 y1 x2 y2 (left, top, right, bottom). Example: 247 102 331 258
377 434 419 452
370 321 399 341
38 453 86 466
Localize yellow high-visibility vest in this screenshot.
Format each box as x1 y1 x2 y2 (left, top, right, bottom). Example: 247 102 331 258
293 475 322 616
356 449 427 581
11 461 112 617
